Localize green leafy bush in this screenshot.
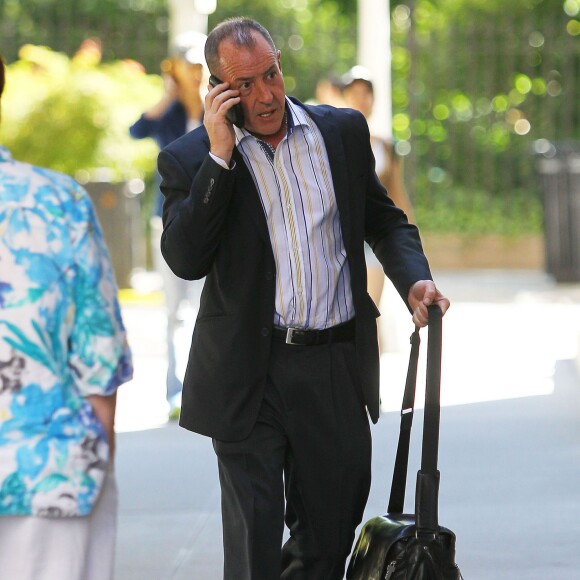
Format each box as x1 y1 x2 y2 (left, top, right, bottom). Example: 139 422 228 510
1 44 162 182
414 184 543 235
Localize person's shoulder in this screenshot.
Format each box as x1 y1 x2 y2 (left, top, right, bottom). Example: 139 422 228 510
4 155 81 195
292 97 357 117
33 164 87 200
333 105 367 126
2 157 94 228
37 170 94 223
162 123 208 158
294 98 367 130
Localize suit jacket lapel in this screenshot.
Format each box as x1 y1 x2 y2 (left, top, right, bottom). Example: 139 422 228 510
303 103 353 251
232 148 271 244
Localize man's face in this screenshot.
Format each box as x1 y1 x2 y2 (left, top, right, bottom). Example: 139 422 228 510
172 59 204 92
343 80 374 120
217 32 286 136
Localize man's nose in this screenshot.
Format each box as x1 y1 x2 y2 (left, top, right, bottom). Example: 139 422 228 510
256 81 273 102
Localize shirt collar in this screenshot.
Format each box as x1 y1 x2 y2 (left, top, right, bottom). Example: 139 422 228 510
234 97 310 145
285 98 310 132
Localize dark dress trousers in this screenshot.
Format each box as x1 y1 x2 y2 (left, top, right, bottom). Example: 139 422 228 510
158 99 432 442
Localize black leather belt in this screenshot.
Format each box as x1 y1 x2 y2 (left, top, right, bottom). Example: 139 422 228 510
272 319 355 346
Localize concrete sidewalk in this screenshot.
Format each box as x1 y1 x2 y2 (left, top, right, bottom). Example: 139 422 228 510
114 269 580 579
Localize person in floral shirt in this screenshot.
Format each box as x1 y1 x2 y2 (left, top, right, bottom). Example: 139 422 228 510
0 55 133 580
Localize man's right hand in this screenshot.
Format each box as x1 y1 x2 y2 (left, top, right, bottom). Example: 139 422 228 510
205 79 240 165
407 280 450 328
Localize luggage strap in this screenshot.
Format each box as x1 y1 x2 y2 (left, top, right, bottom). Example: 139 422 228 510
387 304 443 535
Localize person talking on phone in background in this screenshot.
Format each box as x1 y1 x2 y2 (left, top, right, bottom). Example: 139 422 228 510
129 31 208 419
158 17 450 579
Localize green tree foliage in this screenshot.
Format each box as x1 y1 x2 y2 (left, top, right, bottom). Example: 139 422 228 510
1 0 578 236
208 0 357 100
0 0 168 72
388 0 579 234
1 44 161 180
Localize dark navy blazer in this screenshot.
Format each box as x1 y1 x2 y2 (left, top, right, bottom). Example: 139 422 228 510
158 98 432 441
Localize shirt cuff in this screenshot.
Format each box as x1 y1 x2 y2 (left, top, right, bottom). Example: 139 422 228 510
209 152 235 170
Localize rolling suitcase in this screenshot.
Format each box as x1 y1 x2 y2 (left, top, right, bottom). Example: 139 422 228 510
347 305 462 579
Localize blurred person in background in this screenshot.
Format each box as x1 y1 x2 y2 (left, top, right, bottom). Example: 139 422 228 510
129 31 207 418
0 55 133 579
313 73 346 107
342 65 415 351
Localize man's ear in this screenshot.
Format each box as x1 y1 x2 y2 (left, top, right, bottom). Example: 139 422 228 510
277 50 282 72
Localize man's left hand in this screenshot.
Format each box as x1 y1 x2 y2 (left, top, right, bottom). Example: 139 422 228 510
407 280 450 327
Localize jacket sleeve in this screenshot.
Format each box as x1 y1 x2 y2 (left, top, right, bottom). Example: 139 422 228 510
129 114 161 140
355 116 432 304
158 146 236 280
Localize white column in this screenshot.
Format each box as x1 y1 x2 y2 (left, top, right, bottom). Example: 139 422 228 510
358 0 392 140
167 0 215 45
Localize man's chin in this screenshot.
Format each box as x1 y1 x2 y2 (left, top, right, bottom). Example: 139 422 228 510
249 116 283 136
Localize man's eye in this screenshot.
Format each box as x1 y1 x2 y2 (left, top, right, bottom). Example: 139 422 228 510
239 82 251 90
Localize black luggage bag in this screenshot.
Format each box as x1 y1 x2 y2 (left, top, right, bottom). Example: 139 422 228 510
347 305 463 579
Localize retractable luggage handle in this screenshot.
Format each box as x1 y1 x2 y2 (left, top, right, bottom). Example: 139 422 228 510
387 304 443 537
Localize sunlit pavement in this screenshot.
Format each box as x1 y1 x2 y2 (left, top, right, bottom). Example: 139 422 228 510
115 297 168 433
378 270 580 411
116 269 580 432
115 284 195 433
114 269 580 579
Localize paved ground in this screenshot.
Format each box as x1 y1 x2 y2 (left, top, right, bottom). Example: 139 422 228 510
113 269 580 579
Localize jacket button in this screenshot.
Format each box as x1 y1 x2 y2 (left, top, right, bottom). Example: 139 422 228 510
261 327 269 337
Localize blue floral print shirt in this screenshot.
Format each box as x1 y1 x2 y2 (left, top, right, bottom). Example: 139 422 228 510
0 146 133 517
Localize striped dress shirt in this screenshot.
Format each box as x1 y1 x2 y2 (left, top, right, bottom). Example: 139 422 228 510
235 99 354 330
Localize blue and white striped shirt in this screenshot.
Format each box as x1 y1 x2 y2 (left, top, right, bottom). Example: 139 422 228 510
235 99 354 330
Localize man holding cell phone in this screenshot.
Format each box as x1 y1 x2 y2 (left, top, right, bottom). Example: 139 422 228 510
208 74 245 127
158 16 449 580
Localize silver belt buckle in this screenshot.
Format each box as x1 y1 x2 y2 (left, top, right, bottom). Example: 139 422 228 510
285 327 300 345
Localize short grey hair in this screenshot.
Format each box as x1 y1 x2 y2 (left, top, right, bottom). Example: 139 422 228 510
205 17 276 75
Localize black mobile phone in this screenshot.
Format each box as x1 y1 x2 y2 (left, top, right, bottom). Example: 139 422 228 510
209 74 245 128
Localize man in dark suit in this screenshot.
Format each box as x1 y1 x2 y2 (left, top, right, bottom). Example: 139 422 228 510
158 17 450 580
